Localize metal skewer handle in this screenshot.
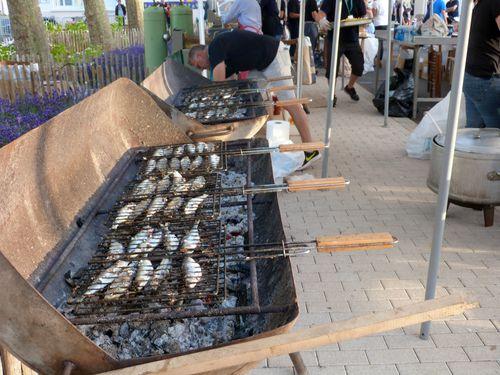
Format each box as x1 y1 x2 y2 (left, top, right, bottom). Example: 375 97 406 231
316 232 398 252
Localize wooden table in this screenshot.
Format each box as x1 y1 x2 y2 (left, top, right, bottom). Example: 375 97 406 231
374 31 458 119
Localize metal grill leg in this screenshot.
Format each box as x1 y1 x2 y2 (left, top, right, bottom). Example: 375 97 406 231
289 352 309 375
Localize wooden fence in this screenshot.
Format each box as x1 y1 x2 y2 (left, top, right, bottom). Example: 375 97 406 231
47 28 144 52
0 51 145 101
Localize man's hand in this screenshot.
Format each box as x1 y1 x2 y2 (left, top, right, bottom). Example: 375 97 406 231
318 17 332 31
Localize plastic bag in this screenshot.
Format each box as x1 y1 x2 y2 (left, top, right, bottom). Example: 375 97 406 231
406 92 467 159
372 68 414 118
421 14 448 37
266 121 304 183
363 37 379 74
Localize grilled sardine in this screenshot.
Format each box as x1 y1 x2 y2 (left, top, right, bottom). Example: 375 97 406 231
182 257 202 289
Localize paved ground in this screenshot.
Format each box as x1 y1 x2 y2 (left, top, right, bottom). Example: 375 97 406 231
251 78 500 375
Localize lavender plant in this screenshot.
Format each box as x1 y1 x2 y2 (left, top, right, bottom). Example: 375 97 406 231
0 90 87 147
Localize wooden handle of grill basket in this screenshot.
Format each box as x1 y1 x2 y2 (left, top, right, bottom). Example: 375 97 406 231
267 85 296 93
287 177 346 192
274 98 313 107
266 75 294 82
316 232 397 252
279 142 325 153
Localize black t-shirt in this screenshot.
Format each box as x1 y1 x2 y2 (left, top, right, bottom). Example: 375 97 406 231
261 0 282 36
306 0 319 21
446 0 459 18
466 0 500 77
208 30 280 77
287 0 300 36
321 0 367 43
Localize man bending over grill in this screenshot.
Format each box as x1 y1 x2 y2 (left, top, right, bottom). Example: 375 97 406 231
188 29 321 170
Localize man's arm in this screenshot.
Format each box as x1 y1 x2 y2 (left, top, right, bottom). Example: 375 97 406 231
212 62 227 81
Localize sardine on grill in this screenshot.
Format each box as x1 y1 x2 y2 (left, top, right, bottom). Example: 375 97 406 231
156 158 169 174
131 178 156 197
195 142 206 153
156 175 171 194
184 194 208 215
186 144 196 155
174 145 185 157
153 147 173 158
104 261 137 300
180 156 191 171
161 223 180 252
180 221 200 253
171 170 185 185
206 143 216 152
132 198 151 220
135 227 163 256
146 196 167 218
208 154 220 169
111 202 136 229
169 157 181 170
165 196 184 214
189 155 203 170
190 175 206 191
107 241 125 260
150 257 172 290
135 259 154 291
127 226 153 254
83 260 129 297
182 257 202 289
145 159 157 175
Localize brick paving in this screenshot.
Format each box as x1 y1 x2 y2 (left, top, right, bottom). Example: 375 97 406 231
251 79 500 374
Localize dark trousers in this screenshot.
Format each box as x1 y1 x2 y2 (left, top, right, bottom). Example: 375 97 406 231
375 25 387 60
463 72 500 128
304 21 319 52
325 37 364 80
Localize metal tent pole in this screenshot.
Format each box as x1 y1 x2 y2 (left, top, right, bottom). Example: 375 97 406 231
321 0 343 178
296 0 307 98
383 2 393 127
419 0 474 340
198 0 207 77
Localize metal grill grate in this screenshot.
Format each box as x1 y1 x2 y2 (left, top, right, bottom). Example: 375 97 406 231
172 82 268 125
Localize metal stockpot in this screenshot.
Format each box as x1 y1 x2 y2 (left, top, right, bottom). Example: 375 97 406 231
427 128 500 205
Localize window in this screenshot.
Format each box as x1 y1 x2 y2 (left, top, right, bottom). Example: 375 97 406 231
59 0 74 5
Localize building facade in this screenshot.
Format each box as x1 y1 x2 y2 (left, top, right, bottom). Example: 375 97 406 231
0 0 146 23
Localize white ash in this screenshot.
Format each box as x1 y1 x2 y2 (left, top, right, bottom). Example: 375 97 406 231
78 171 257 360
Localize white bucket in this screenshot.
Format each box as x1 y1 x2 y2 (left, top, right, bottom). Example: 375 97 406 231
266 120 290 142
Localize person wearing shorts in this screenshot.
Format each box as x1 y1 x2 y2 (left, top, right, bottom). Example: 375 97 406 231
318 0 367 103
188 30 321 169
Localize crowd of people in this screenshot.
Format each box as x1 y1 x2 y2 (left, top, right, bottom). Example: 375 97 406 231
186 0 498 166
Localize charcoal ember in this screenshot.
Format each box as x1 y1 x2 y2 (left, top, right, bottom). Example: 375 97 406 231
119 322 129 337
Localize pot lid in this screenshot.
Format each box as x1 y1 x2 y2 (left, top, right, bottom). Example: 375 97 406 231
435 128 500 154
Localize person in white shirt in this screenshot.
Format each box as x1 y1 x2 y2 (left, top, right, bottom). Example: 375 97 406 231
371 0 390 29
221 0 263 33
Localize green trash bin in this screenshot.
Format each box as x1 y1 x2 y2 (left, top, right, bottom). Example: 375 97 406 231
144 6 167 75
170 5 194 37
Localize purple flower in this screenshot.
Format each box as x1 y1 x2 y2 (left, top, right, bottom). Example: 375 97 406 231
0 89 88 147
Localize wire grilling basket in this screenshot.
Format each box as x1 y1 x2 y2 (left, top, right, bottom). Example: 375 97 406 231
64 141 364 325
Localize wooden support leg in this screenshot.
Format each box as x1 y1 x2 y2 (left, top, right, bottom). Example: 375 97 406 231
289 352 309 375
483 206 495 227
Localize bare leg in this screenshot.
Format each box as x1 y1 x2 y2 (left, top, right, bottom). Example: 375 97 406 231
284 104 313 143
347 74 360 88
